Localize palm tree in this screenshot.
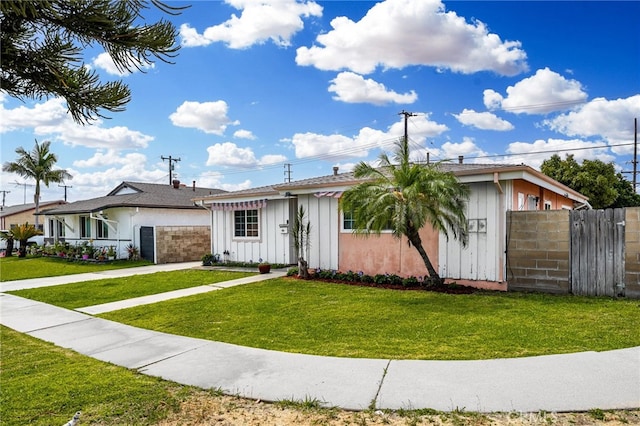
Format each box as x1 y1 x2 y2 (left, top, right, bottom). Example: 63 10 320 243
291 205 311 278
2 139 72 228
340 138 469 283
10 222 42 257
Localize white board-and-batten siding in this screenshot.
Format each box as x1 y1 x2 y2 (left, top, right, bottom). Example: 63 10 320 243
210 198 294 265
209 195 340 269
439 182 502 282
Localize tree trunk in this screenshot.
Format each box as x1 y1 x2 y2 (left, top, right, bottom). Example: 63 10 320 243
406 226 442 284
298 257 309 279
5 238 14 256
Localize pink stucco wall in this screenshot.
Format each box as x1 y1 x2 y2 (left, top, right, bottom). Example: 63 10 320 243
338 227 439 277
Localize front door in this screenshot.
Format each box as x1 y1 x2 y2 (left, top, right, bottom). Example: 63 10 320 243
140 226 155 263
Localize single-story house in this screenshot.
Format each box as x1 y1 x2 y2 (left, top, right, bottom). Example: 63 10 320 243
194 162 588 290
41 180 225 263
0 200 67 231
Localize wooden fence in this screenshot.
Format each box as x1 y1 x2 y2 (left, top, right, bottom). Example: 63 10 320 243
570 209 625 297
507 207 640 298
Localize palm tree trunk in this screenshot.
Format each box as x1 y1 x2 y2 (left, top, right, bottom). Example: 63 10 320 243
34 182 40 228
406 226 442 283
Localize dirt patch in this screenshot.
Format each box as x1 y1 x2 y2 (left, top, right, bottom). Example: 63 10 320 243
158 391 639 425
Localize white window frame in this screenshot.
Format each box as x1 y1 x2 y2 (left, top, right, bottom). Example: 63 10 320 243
234 209 260 239
80 215 91 239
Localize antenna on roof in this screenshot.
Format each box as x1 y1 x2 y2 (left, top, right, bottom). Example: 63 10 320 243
58 184 72 201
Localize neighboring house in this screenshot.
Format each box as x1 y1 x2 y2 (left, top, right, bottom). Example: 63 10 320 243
194 163 588 290
41 180 225 263
0 200 67 231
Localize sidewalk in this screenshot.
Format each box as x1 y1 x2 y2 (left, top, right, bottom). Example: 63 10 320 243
1 263 639 413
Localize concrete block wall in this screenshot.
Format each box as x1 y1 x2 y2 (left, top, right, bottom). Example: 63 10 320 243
156 226 211 264
625 207 640 298
507 210 571 294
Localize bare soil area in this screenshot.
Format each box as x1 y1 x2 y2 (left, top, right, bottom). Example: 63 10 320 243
158 391 640 426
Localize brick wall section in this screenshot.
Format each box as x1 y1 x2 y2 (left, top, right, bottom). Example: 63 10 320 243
507 210 571 294
625 207 640 298
155 226 211 264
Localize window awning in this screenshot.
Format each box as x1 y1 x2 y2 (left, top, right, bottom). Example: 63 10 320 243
313 191 343 198
210 199 268 211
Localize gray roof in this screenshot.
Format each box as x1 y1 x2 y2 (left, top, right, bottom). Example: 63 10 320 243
193 162 586 202
41 181 226 215
273 163 526 191
0 201 67 217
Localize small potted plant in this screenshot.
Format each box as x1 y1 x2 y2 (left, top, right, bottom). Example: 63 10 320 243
107 246 116 260
258 258 271 274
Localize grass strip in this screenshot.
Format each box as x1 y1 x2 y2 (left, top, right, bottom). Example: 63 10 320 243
8 270 255 309
101 278 640 360
0 325 192 426
0 256 152 281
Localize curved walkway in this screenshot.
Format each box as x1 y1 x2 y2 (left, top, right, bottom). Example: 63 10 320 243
1 263 638 413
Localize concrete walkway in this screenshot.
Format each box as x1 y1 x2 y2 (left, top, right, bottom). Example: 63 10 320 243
1 263 638 413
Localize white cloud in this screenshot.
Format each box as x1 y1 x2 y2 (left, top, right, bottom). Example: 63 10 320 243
0 97 153 149
453 109 514 131
485 68 588 114
180 0 322 49
205 142 286 168
296 0 527 76
0 97 68 133
197 171 252 192
73 150 147 168
543 95 640 155
439 137 489 161
506 138 614 170
328 72 417 105
233 129 256 140
289 113 448 160
91 52 155 77
169 100 238 135
258 154 288 165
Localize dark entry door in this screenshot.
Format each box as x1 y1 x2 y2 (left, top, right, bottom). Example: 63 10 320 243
140 226 155 263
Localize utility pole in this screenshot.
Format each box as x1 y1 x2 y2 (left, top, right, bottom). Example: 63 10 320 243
623 117 639 190
284 163 292 183
634 117 638 189
58 184 72 202
161 155 181 185
398 110 418 151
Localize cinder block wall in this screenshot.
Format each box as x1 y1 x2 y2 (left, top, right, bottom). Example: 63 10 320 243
507 210 571 294
625 207 640 298
156 226 211 264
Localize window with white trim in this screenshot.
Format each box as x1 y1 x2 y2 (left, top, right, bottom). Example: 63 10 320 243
342 211 356 230
234 209 259 238
48 219 65 238
341 210 393 232
80 216 91 238
97 218 109 239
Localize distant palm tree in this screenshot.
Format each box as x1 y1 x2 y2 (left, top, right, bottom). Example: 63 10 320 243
340 139 469 283
2 140 72 228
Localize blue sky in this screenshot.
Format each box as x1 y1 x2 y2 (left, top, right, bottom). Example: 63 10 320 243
1 0 639 206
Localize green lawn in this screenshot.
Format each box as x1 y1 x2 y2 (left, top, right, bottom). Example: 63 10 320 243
0 256 152 281
7 269 256 309
100 278 640 360
0 326 193 426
